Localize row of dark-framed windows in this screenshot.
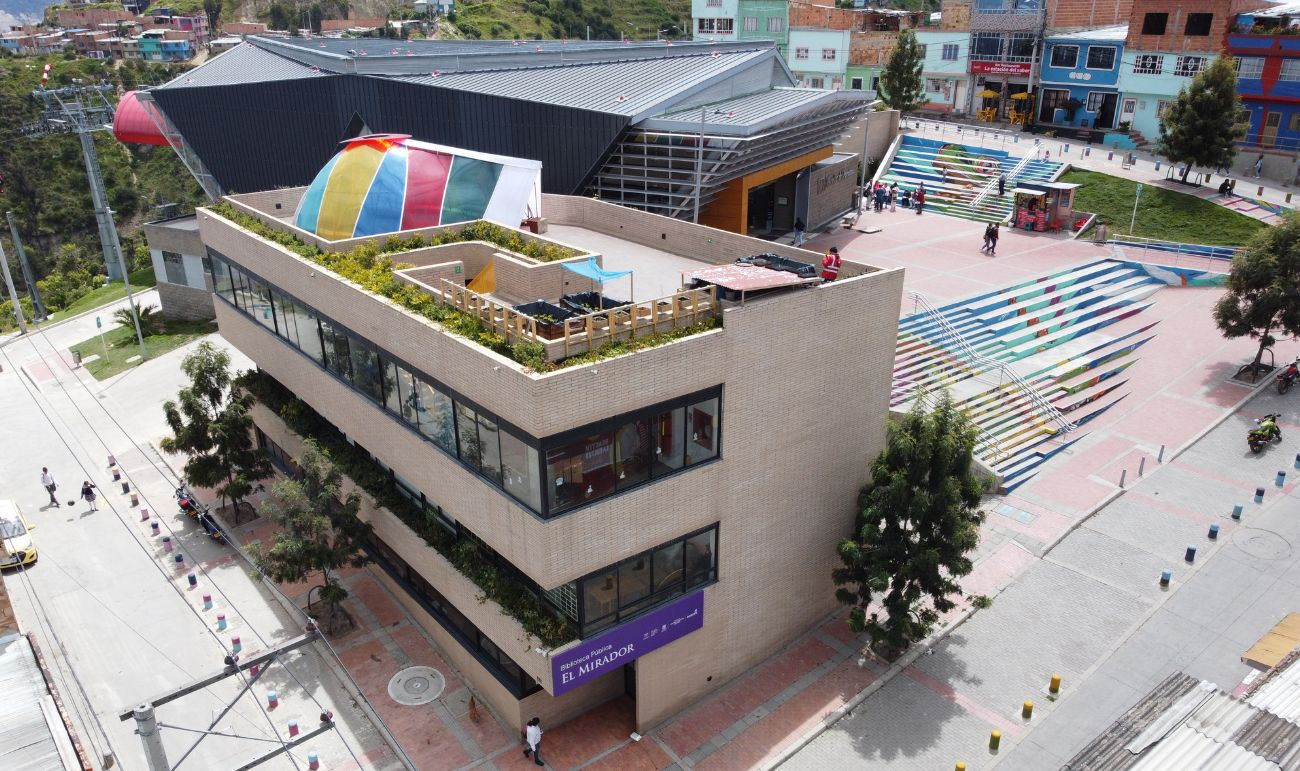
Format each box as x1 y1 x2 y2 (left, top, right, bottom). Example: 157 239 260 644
253 425 541 697
208 250 723 519
571 524 718 638
544 394 720 516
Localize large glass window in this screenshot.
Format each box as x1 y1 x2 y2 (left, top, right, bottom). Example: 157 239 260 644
250 278 275 332
319 321 353 382
209 253 233 301
615 417 653 489
500 431 540 511
272 291 299 348
546 430 616 513
419 380 455 452
685 529 716 589
1008 32 1035 61
348 336 383 403
1237 57 1264 80
686 397 719 465
291 299 324 364
1281 59 1300 82
1049 45 1077 68
654 406 685 476
162 251 187 285
574 524 718 637
972 32 1003 61
476 412 503 484
455 402 481 471
1085 46 1115 70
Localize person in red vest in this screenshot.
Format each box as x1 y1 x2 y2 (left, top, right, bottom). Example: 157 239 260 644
821 246 842 281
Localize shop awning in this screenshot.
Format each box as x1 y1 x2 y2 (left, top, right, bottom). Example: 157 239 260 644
561 257 632 284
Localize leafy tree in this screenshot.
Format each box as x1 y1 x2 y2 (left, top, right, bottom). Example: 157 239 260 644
1159 56 1248 183
833 392 986 658
250 439 374 634
878 29 925 113
161 343 273 516
1214 211 1300 373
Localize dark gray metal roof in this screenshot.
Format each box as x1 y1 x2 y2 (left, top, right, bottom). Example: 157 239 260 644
158 40 324 89
393 48 776 118
642 88 876 136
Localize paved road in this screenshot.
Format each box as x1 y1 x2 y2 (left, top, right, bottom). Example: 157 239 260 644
0 313 402 771
783 379 1300 769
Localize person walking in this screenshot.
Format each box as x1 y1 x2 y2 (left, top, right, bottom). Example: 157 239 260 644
80 481 98 512
987 222 999 256
915 184 926 215
821 246 842 281
981 223 994 254
1255 154 1264 178
888 182 898 212
523 717 544 766
41 467 60 508
793 217 806 247
998 173 1006 197
874 184 887 212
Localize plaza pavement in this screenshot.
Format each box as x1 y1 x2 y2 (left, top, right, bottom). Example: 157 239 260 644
1 208 1288 770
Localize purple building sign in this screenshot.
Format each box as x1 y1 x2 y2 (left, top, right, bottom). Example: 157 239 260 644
551 591 704 696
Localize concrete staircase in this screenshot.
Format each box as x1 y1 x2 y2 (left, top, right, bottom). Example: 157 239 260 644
879 135 1063 224
892 259 1164 491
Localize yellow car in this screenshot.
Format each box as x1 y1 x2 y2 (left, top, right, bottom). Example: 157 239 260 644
0 500 37 569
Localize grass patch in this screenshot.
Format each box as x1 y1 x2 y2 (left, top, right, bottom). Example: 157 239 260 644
70 318 216 380
51 268 158 321
1062 169 1268 247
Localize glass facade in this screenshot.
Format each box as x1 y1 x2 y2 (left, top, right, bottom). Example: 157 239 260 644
209 249 722 519
570 525 718 637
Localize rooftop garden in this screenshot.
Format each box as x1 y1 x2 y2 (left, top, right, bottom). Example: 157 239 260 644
208 201 719 372
238 369 575 648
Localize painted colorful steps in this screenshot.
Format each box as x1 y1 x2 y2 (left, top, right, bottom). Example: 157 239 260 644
892 258 1170 492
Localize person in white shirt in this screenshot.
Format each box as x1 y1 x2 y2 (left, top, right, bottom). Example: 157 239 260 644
523 716 544 766
41 467 60 507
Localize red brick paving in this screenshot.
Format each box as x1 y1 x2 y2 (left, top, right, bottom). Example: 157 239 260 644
581 737 673 771
539 696 635 770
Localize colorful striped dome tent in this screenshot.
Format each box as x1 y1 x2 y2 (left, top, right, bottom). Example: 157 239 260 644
294 134 543 241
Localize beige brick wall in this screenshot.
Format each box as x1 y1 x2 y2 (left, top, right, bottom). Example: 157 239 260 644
156 281 215 321
206 202 906 731
143 218 204 256
807 154 861 231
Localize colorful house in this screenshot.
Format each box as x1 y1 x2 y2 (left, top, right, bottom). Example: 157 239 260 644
787 28 849 89
1039 25 1126 130
1227 2 1300 150
691 0 740 40
916 29 969 113
735 0 789 46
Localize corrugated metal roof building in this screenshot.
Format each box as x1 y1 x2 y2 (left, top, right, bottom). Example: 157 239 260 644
0 632 80 770
136 37 875 233
1065 672 1300 770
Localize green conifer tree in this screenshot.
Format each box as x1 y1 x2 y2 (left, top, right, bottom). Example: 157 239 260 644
1158 56 1248 182
878 29 925 113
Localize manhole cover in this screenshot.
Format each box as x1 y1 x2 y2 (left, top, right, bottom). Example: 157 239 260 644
388 666 446 706
1231 528 1293 561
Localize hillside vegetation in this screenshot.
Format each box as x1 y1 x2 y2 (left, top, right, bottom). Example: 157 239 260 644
0 53 203 328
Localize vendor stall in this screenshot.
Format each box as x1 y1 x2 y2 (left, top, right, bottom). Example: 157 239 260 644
1011 181 1080 232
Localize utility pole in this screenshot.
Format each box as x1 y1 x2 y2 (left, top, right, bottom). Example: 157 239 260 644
7 211 47 320
131 704 170 771
28 84 147 359
29 84 125 282
0 236 28 334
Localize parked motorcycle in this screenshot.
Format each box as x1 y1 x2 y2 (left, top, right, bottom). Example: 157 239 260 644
197 509 226 544
1278 358 1300 394
175 486 200 519
1248 413 1283 454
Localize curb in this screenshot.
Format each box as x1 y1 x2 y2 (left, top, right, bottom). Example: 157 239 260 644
764 362 1282 769
0 287 160 351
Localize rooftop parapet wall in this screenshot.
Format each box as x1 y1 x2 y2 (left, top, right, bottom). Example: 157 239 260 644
540 194 880 279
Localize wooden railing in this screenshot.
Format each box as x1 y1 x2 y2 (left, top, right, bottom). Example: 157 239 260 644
436 279 719 360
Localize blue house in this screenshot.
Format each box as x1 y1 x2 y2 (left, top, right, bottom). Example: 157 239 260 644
1038 24 1127 130
1227 4 1300 151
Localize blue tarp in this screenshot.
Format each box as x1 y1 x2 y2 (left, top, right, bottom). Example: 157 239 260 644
561 257 632 284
